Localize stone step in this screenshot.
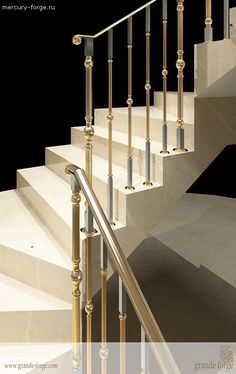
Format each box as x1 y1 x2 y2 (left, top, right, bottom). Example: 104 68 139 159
0 273 71 342
94 105 194 150
17 166 75 256
154 91 195 124
0 190 71 303
45 144 160 226
16 165 124 297
71 126 168 185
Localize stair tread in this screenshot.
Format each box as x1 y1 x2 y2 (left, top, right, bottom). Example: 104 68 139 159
0 190 70 269
96 105 177 121
96 103 194 123
0 273 71 311
73 125 176 153
154 91 195 96
18 166 74 228
18 165 124 230
47 144 150 191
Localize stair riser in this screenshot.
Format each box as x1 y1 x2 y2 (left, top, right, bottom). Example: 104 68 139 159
17 172 72 256
95 109 171 140
45 148 127 225
0 245 71 303
0 310 71 342
154 93 194 124
71 129 164 185
94 110 194 150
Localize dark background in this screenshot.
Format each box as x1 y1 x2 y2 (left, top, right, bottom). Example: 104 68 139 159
1 0 236 196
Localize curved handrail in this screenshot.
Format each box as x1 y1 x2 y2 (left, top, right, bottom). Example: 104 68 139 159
72 0 158 44
65 164 180 374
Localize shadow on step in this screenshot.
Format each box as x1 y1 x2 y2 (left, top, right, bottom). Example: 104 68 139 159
83 237 236 342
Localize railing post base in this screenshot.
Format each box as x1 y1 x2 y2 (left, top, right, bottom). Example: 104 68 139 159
204 27 213 42
125 156 135 190
224 0 230 39
160 123 169 154
173 127 188 152
143 140 153 186
107 176 115 225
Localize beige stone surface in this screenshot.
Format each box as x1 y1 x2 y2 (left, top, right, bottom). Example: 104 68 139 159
71 126 165 184
154 193 236 288
0 274 71 342
154 91 195 123
0 190 71 302
95 105 194 149
195 39 236 96
0 19 235 346
17 167 73 256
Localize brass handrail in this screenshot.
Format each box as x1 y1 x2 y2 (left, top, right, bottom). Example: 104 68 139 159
72 0 158 44
65 164 180 374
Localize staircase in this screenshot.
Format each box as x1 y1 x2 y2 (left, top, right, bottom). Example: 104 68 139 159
0 1 235 369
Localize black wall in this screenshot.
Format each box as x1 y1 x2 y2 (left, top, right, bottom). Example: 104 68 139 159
1 0 236 196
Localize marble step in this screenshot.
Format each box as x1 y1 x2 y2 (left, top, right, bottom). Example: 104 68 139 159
94 106 194 150
154 91 194 124
16 165 123 297
71 126 168 185
0 273 71 342
0 190 71 303
17 166 75 256
45 144 160 226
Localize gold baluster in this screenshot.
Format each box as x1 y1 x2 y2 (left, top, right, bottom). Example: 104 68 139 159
119 314 127 374
72 35 95 372
125 17 135 191
108 59 113 180
174 0 188 153
161 0 169 154
205 0 213 41
72 183 82 370
84 38 95 374
119 277 127 374
100 240 108 374
119 314 127 343
143 6 153 186
107 29 114 225
64 168 83 370
84 52 94 184
145 31 151 144
85 235 93 374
